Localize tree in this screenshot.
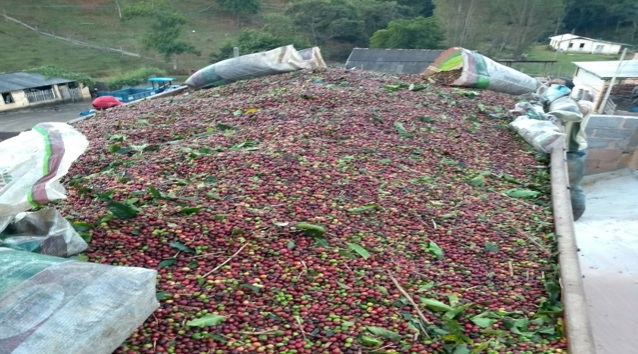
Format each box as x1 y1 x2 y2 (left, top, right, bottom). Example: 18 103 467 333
433 0 491 49
215 0 261 25
122 1 199 69
358 1 412 37
489 0 564 58
285 0 366 46
369 16 444 49
143 13 199 68
209 13 311 62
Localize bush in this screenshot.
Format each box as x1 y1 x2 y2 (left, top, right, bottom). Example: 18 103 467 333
27 65 96 88
105 67 167 90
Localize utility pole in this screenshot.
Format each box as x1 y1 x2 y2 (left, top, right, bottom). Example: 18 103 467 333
598 48 628 114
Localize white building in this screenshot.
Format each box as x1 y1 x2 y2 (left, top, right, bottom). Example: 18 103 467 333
549 34 624 55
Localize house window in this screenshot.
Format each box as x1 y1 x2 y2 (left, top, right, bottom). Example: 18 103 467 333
568 43 574 48
1 92 13 104
579 43 585 48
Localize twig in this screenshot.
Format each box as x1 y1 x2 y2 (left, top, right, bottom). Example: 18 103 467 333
294 316 308 341
508 260 514 277
190 251 225 259
202 243 248 278
512 226 551 255
387 271 431 338
296 260 308 282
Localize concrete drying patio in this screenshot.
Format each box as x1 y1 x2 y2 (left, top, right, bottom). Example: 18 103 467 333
574 168 638 353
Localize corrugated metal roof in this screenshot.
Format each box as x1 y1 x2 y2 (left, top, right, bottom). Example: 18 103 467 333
345 48 445 74
573 60 638 79
0 72 73 92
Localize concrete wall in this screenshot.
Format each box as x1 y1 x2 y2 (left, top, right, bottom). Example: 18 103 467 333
0 90 31 112
585 115 638 174
553 39 621 55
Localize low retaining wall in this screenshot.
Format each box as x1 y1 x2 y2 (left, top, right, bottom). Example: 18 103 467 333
551 144 596 354
585 114 638 175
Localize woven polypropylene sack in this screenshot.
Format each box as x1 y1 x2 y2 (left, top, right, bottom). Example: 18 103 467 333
0 249 158 354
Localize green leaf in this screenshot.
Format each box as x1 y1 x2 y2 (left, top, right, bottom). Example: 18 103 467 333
471 316 497 328
420 298 455 312
169 241 195 254
394 122 409 137
452 343 471 354
365 326 402 340
186 314 226 327
241 284 262 294
294 222 326 236
216 123 237 131
108 134 126 141
206 192 223 200
502 188 541 199
97 189 115 201
107 201 140 219
416 281 435 292
347 203 380 213
147 186 162 199
346 243 370 259
71 221 92 232
158 258 176 268
423 240 444 259
156 291 170 300
358 334 383 347
178 207 203 215
485 242 499 253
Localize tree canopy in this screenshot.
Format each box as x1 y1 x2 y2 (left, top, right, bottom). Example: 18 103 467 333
370 16 444 49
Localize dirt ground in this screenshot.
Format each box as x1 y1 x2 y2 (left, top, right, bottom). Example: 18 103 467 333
0 101 95 133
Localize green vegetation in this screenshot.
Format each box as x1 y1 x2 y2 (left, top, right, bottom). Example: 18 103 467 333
510 45 622 78
0 0 635 81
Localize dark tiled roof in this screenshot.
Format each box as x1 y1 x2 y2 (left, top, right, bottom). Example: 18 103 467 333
345 48 445 74
0 72 73 92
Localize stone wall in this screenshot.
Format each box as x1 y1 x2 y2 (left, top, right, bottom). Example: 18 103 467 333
585 115 638 175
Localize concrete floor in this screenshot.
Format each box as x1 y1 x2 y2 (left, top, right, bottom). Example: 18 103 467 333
0 102 92 133
574 168 638 354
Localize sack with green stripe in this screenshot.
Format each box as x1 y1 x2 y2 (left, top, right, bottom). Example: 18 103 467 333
0 123 88 251
423 47 540 95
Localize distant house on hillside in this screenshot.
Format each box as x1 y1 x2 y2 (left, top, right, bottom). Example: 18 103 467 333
0 72 91 112
549 34 625 55
345 48 445 74
572 60 638 114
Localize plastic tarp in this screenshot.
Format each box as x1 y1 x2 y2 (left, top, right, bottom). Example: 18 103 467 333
185 45 327 89
0 207 88 257
423 47 540 95
92 96 122 110
0 248 159 354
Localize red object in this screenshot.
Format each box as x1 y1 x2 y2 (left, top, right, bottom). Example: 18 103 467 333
92 96 122 110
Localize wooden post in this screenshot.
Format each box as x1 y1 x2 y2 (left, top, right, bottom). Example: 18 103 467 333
598 48 628 114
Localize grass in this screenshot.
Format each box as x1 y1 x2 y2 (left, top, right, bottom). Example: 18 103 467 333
511 45 622 78
0 0 288 78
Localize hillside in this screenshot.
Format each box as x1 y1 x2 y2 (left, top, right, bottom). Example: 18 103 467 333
0 0 287 77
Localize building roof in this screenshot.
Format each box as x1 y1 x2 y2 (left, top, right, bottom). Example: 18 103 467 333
345 48 445 74
0 72 74 92
573 60 638 79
